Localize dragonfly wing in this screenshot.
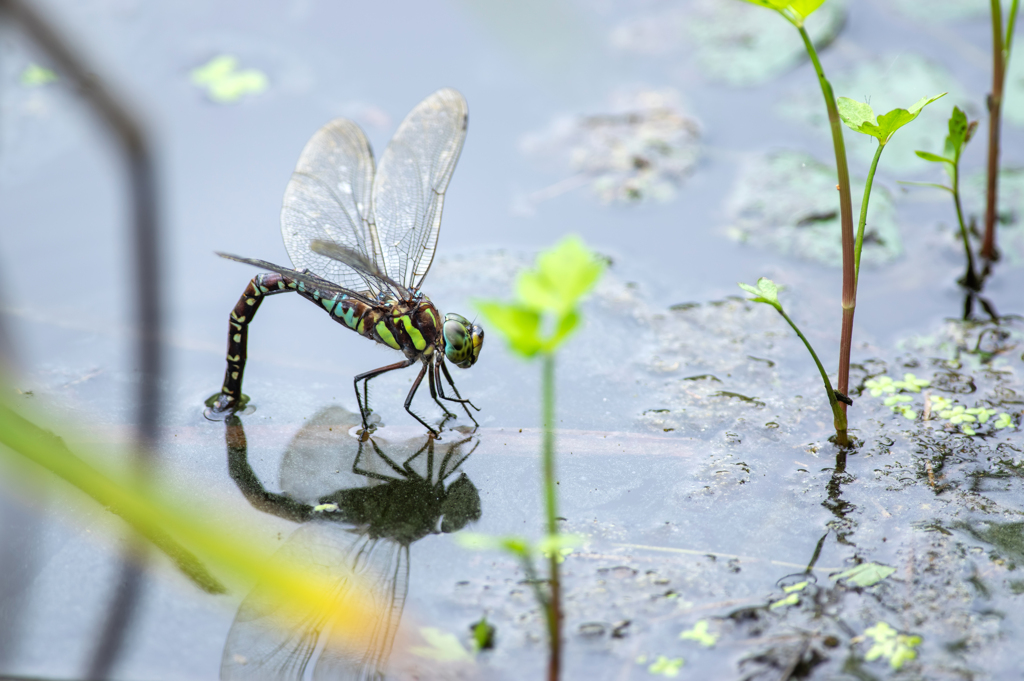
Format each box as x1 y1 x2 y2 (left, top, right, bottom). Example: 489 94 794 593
221 524 408 681
313 543 409 680
372 88 467 290
281 118 384 295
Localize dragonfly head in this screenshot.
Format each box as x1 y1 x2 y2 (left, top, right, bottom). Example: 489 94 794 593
442 313 484 369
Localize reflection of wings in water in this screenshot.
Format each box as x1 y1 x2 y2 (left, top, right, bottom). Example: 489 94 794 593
220 406 480 680
221 522 408 681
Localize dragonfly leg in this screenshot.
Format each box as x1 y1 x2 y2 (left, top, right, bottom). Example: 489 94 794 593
353 357 417 433
208 273 292 415
403 361 440 436
427 360 457 419
436 358 481 426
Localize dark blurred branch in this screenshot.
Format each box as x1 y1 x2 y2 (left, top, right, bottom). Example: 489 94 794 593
0 2 162 678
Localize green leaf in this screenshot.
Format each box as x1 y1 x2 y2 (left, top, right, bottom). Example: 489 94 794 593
456 532 531 557
769 592 800 609
865 93 946 145
190 55 268 104
680 620 718 647
914 150 953 164
788 0 827 20
862 621 921 670
475 301 544 358
735 0 826 23
832 562 895 587
783 580 809 593
738 277 782 311
20 63 58 87
542 310 579 353
945 105 969 159
471 618 496 651
517 236 605 318
837 97 877 133
410 627 474 662
646 655 684 677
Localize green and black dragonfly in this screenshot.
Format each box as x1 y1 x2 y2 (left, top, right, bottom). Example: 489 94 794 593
207 88 483 435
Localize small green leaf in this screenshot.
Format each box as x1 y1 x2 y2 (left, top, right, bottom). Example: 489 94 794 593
861 621 921 670
475 302 543 358
542 311 580 354
994 413 1015 429
782 580 809 593
517 236 605 318
190 55 268 104
914 150 953 164
832 562 895 587
20 63 58 87
646 655 684 677
837 97 877 133
680 620 718 647
738 277 781 310
735 0 826 23
456 532 531 557
788 0 827 20
865 376 897 397
769 592 800 609
945 106 969 159
842 93 947 145
410 627 474 662
470 618 496 651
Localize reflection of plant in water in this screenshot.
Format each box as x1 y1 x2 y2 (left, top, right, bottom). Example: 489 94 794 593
221 408 481 679
474 236 605 681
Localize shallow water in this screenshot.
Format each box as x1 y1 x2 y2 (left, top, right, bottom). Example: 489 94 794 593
2 0 1024 679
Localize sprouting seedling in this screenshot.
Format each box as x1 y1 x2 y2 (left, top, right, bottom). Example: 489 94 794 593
474 235 605 680
908 106 981 289
837 93 946 282
738 277 849 443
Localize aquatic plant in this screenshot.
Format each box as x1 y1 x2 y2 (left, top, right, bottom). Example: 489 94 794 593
858 621 922 670
982 0 1021 260
738 277 850 440
737 0 858 436
911 106 982 289
474 235 606 681
736 2 947 445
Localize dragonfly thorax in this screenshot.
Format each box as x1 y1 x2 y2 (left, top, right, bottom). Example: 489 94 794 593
442 313 484 369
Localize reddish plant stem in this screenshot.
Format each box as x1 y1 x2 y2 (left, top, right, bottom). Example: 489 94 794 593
983 0 1006 261
798 26 854 445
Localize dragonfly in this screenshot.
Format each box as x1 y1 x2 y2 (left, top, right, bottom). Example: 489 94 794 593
220 406 481 679
207 88 483 435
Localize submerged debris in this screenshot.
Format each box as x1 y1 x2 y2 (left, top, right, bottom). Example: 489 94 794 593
519 87 700 207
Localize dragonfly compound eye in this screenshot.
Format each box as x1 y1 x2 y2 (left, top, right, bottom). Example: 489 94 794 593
443 313 480 368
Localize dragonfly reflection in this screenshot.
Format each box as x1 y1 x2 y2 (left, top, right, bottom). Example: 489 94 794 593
220 406 481 680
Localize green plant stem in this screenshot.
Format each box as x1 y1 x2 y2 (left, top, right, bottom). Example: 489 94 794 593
983 0 1007 260
541 353 561 681
855 144 886 286
797 24 855 434
952 164 980 288
776 308 848 444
